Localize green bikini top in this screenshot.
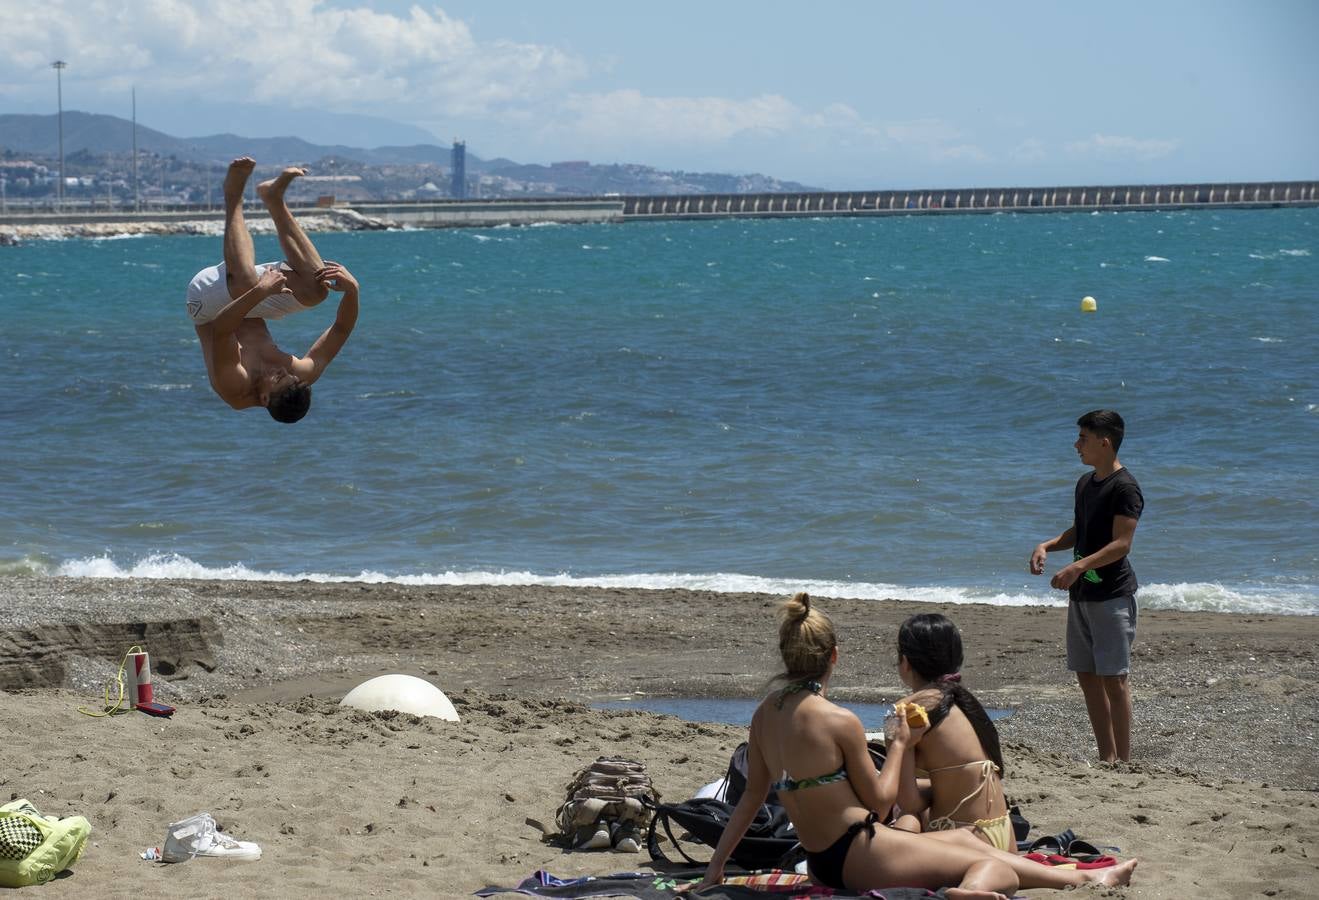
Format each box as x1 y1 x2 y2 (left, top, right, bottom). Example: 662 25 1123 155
770 678 849 792
771 763 849 793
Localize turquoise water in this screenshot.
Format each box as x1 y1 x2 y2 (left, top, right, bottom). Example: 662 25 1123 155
1 209 1316 613
594 698 1012 729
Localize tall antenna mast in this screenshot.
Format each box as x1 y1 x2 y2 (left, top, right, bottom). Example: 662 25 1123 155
132 86 139 211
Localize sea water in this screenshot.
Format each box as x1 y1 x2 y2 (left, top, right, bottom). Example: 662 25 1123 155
1 209 1315 614
594 697 1012 729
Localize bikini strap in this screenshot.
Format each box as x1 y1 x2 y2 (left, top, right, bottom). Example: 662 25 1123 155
928 760 998 822
846 810 882 838
923 759 1000 776
772 763 848 793
775 678 823 710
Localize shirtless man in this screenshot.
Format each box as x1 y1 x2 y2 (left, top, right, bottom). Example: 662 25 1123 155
186 157 359 422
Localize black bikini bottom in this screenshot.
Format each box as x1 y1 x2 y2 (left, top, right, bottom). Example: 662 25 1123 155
805 811 881 890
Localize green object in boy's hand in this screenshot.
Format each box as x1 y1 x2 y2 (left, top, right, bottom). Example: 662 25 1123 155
1074 550 1102 583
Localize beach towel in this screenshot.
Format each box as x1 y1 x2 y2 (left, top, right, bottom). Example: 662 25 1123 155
1024 852 1117 870
475 868 947 899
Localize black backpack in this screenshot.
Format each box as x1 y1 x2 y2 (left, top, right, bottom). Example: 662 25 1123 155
647 740 889 871
644 796 801 870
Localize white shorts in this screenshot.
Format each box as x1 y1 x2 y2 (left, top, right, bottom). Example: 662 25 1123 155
186 262 308 325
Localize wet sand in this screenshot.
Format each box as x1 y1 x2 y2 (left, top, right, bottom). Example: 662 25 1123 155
1 576 1316 898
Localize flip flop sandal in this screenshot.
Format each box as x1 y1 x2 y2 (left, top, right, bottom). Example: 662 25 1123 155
1063 838 1109 858
1026 828 1075 856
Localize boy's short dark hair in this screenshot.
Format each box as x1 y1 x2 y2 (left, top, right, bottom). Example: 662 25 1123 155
1077 409 1125 451
268 382 312 423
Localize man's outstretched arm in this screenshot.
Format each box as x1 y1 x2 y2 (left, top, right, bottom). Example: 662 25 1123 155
294 262 359 385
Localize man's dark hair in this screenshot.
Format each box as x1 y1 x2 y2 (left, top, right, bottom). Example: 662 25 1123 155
1077 409 1125 452
268 382 312 423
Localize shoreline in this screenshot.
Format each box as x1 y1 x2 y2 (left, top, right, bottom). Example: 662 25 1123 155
3 575 1318 897
0 208 396 241
6 555 1314 618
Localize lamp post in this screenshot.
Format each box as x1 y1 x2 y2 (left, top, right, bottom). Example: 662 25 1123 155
51 60 67 208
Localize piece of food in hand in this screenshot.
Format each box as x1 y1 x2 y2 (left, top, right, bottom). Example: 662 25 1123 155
893 701 930 728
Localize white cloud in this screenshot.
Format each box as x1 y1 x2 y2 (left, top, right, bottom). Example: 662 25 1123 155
803 103 870 132
1064 133 1179 160
534 91 993 176
876 118 989 164
0 0 586 120
0 0 996 180
552 90 801 146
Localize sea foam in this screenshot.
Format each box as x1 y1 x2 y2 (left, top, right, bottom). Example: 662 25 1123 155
33 554 1318 616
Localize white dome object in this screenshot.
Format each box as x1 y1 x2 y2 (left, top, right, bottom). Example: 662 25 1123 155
339 674 460 721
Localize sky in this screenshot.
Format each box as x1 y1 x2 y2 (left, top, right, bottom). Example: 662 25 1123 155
1 0 1317 189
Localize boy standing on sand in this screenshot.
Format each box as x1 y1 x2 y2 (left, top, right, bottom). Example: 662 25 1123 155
1030 410 1144 763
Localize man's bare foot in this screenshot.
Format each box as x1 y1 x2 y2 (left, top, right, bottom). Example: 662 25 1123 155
1088 857 1137 887
257 167 307 205
223 157 256 203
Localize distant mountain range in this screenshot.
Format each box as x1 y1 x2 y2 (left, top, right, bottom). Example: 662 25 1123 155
0 111 476 169
0 112 816 195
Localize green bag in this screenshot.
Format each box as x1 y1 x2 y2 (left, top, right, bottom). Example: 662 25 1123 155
0 799 91 888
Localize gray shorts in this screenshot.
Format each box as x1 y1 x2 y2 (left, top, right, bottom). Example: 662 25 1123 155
1067 594 1137 676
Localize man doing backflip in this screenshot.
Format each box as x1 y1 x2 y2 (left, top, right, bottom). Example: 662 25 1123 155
187 157 359 422
1030 410 1144 763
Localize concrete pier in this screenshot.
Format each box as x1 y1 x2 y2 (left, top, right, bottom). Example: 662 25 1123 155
620 180 1319 220
1 181 1314 233
0 198 623 230
349 198 621 228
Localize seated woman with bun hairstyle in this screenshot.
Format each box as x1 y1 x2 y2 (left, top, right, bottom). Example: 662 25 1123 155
696 594 1136 897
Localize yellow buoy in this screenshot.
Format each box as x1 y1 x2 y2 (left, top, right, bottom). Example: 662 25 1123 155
1080 296 1098 312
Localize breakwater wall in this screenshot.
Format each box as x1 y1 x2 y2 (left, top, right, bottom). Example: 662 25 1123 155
1 181 1314 238
620 180 1319 219
347 198 622 227
0 199 621 230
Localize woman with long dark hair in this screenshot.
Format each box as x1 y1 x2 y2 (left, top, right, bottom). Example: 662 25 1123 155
892 613 1011 850
696 595 1135 896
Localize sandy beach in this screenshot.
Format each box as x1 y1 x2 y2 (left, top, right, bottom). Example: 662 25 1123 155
2 576 1317 899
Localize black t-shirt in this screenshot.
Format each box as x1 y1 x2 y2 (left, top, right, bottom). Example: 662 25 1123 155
1071 467 1144 602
